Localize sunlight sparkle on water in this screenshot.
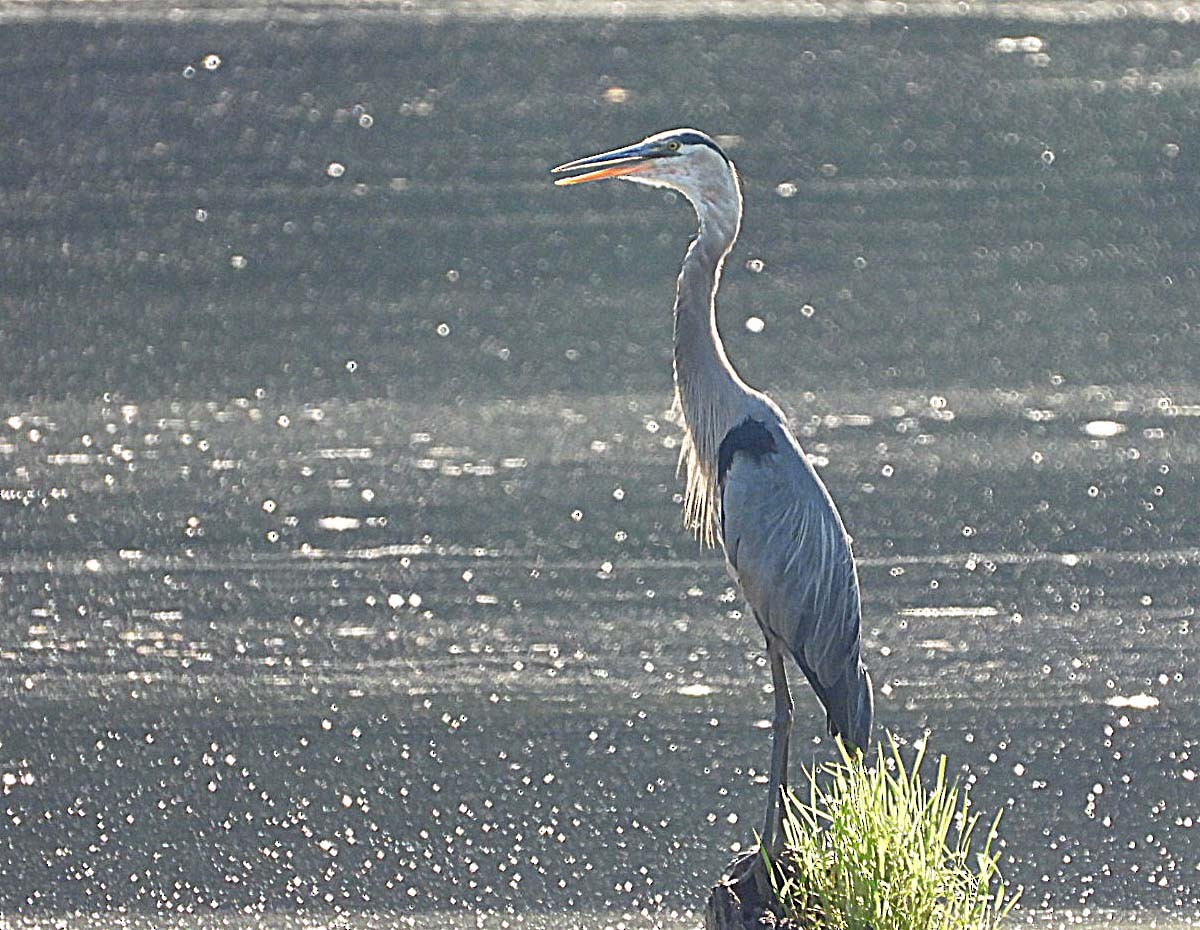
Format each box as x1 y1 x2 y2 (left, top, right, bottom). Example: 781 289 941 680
898 606 1000 618
317 516 361 531
1105 694 1161 710
1084 420 1126 438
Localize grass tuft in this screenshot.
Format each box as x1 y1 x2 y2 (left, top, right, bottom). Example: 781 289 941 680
766 733 1020 930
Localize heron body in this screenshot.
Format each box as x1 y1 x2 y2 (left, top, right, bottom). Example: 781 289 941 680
553 129 873 870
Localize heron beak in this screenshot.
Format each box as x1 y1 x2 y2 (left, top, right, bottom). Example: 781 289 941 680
552 140 659 186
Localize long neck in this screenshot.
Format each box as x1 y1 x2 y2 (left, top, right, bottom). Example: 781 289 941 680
673 189 754 543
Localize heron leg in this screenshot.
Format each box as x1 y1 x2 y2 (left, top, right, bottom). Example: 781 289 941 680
760 636 793 862
727 634 794 890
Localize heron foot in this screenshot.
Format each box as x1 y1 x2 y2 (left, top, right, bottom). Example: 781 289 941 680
724 849 772 892
725 848 760 882
722 846 777 907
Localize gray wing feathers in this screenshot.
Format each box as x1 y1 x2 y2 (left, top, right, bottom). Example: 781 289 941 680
720 427 874 748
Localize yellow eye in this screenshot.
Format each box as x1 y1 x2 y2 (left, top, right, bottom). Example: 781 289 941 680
666 140 681 152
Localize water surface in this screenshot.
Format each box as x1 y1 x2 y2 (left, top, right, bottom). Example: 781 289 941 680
0 3 1198 927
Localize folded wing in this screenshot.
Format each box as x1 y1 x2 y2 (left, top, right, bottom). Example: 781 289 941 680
719 417 874 748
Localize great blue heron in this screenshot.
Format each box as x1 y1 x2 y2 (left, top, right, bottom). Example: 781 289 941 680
553 129 874 879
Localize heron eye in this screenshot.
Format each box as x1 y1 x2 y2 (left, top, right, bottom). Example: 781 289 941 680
666 140 681 152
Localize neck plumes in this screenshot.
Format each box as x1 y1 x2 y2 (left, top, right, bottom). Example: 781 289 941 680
673 177 753 546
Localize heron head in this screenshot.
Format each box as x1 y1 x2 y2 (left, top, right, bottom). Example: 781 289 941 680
552 128 738 217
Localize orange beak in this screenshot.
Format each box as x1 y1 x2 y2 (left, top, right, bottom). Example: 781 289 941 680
553 162 650 186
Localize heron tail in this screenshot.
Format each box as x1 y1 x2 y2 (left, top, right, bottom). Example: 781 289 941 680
799 658 874 751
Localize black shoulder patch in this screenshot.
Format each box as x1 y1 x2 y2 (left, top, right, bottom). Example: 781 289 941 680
717 418 777 484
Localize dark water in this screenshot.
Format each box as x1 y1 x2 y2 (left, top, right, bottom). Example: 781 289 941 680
1 4 1198 927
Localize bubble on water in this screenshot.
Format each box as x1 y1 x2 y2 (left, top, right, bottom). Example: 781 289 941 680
203 54 222 71
326 162 345 178
194 208 208 222
745 316 765 333
435 323 450 337
182 65 196 79
446 269 460 282
775 182 797 198
358 113 374 128
228 255 249 271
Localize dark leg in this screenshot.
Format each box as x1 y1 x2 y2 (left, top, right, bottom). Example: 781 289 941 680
730 635 794 886
760 636 793 861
